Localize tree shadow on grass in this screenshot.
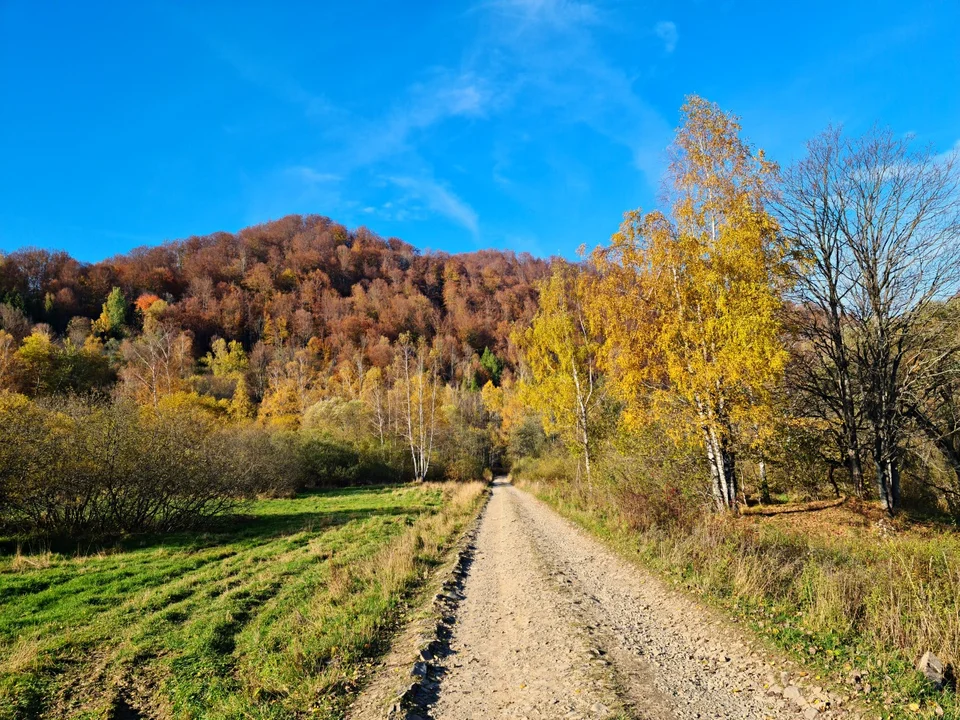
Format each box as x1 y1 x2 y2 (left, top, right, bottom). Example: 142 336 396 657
0 485 436 559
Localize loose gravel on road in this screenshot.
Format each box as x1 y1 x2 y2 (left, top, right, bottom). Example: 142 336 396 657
429 478 623 720
364 479 858 719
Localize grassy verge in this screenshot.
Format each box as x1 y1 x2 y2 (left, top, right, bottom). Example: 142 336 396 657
514 472 959 720
0 481 486 719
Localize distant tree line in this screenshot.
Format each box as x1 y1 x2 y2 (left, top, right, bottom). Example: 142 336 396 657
0 221 547 537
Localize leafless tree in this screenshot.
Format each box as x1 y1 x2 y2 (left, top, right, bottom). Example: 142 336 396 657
778 127 867 495
902 301 960 511
843 130 960 512
0 330 18 391
0 303 31 342
119 322 193 406
780 127 960 513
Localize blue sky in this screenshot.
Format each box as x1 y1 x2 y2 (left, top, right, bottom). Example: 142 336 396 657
1 1 957 262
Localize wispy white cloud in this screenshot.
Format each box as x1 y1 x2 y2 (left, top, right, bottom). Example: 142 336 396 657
936 139 960 163
470 0 673 183
206 0 672 237
217 50 488 233
654 21 678 53
338 71 493 168
480 0 603 30
207 38 335 118
386 176 480 236
287 167 340 184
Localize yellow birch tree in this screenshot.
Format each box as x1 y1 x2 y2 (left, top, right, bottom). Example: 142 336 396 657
517 261 607 481
592 96 788 510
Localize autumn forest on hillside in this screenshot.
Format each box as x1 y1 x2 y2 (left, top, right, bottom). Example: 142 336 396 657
2 97 960 717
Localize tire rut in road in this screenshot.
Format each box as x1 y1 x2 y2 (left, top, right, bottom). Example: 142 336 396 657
427 479 624 720
367 479 856 719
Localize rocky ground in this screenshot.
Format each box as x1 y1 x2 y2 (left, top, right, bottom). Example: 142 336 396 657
353 479 860 719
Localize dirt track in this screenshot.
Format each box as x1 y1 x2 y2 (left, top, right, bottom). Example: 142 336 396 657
361 479 856 719
429 479 622 720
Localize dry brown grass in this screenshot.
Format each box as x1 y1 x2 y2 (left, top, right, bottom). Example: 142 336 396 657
742 496 953 542
9 548 53 572
518 469 960 716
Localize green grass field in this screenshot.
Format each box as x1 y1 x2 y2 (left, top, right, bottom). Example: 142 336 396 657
0 482 485 720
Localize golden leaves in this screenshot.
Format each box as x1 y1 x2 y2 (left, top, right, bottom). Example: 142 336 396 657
590 96 789 447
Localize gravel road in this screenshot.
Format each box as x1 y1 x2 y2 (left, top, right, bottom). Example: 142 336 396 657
423 479 854 720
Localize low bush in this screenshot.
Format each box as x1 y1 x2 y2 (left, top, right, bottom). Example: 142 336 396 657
440 426 489 482
296 433 404 488
0 392 299 536
510 447 579 485
0 386 486 538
